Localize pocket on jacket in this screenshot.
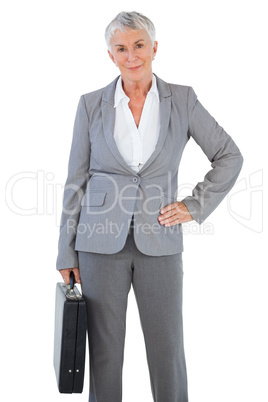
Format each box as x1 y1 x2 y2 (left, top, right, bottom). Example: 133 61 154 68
81 191 107 207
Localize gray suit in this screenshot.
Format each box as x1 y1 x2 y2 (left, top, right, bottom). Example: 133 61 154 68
56 75 243 270
56 75 243 402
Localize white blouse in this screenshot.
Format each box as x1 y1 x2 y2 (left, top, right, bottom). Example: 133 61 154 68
113 74 160 172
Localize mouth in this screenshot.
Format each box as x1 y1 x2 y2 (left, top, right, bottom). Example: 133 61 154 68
128 65 142 71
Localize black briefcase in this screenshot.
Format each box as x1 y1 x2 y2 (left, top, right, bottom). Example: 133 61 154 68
53 271 87 393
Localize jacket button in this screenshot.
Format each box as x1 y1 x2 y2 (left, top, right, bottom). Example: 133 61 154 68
132 177 138 183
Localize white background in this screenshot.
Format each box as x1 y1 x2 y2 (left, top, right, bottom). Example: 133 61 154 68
1 0 267 401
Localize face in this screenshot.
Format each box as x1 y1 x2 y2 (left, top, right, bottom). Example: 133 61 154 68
108 28 158 86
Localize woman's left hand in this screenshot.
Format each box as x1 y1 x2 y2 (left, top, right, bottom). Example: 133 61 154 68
158 202 193 227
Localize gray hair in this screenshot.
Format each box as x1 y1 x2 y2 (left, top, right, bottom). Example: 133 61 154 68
105 11 156 50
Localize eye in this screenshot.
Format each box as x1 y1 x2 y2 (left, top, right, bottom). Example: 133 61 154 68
136 44 144 49
117 47 126 53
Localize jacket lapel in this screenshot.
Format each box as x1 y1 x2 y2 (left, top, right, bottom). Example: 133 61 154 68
101 76 137 174
139 75 171 174
101 74 172 175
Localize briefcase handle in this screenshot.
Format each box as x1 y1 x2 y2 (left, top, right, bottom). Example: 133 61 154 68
66 271 76 300
70 271 75 290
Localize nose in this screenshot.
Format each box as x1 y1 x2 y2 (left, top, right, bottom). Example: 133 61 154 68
127 49 137 63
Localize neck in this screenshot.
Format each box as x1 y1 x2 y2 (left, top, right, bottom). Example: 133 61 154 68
122 73 153 98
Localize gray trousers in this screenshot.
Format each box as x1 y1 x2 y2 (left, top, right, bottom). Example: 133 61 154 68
78 228 188 402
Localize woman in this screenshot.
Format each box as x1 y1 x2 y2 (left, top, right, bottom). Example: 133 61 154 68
56 11 243 402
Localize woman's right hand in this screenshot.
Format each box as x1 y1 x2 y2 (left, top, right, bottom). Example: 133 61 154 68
59 268 81 285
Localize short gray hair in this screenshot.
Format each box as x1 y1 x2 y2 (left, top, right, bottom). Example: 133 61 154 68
105 11 156 50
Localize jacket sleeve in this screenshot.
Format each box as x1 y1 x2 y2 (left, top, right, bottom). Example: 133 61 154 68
181 87 243 224
56 95 90 270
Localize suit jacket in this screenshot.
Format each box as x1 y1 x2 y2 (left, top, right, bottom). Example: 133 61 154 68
56 75 243 270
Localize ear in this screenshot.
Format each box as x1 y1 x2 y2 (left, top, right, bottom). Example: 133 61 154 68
152 41 158 59
108 50 116 65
